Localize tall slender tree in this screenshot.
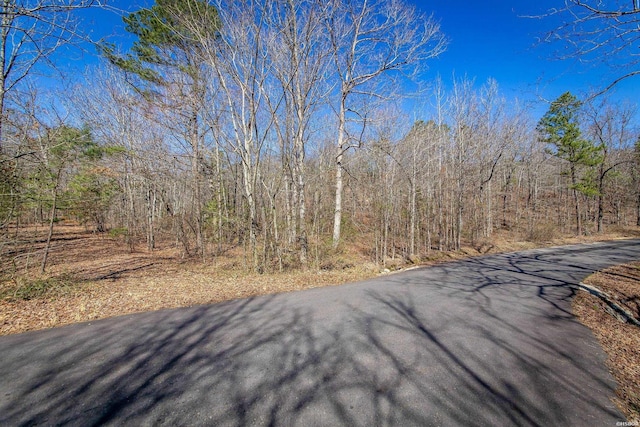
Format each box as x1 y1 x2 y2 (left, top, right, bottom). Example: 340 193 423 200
320 0 446 247
538 92 602 235
265 0 330 266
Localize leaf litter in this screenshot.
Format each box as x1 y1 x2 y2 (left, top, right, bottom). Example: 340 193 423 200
574 263 640 423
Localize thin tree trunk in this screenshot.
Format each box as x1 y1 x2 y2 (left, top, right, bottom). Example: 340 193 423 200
332 98 346 248
502 170 510 228
636 190 640 226
125 159 136 252
294 129 307 266
597 174 605 233
190 112 204 260
284 171 294 245
0 85 4 155
571 164 582 235
146 185 155 251
215 146 224 253
297 160 307 266
240 156 258 270
40 172 60 274
486 179 493 237
409 150 417 256
0 3 12 155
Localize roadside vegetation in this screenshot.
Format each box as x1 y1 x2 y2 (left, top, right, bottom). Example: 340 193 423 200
2 223 638 336
575 262 640 423
2 0 640 281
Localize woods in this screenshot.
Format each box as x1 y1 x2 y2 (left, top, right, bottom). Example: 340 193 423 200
1 0 639 275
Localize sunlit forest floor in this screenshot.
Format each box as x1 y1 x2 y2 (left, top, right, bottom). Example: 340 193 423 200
575 263 640 424
1 223 639 337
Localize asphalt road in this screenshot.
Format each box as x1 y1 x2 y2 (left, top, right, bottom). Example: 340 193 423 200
1 240 640 426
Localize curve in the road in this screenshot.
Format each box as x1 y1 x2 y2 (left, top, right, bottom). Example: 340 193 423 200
1 239 639 426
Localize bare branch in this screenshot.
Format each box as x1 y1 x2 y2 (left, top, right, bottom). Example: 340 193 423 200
535 0 640 96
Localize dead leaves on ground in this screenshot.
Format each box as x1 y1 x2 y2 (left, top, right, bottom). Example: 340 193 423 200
0 244 376 336
575 263 640 423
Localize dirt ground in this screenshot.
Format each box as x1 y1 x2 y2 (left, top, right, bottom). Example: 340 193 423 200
574 263 640 423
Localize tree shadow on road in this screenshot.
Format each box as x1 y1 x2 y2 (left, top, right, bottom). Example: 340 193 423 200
1 240 639 426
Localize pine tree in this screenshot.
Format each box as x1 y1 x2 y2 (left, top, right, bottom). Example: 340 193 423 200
537 92 602 235
100 0 220 258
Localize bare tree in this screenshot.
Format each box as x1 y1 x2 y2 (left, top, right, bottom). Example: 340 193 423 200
583 98 637 232
0 0 105 154
320 0 446 247
186 0 283 270
264 0 330 266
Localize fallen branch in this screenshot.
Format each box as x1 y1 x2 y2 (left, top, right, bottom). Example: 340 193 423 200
573 282 640 328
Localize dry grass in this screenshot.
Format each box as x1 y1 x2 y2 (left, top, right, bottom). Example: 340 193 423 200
1 223 640 338
574 263 640 423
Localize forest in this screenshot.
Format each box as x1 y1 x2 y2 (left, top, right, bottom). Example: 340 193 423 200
1 0 639 276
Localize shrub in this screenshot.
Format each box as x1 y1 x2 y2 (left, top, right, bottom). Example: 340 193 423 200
526 223 557 243
1 274 79 301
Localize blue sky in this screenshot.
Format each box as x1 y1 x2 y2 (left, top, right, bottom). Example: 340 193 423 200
69 0 638 119
417 1 639 111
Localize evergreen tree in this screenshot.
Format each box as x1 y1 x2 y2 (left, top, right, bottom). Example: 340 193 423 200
100 0 219 87
537 92 602 235
100 0 220 258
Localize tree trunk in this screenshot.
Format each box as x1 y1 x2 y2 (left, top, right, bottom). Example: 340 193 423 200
636 190 640 226
284 172 294 245
570 164 582 235
190 112 204 261
0 5 12 155
146 185 155 251
332 98 346 248
40 172 60 274
214 146 224 254
293 62 307 265
597 187 604 233
241 155 258 270
409 149 417 256
124 159 136 252
297 158 307 266
485 179 493 237
0 85 4 155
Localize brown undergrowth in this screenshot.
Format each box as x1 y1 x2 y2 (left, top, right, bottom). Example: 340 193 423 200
0 224 383 335
574 263 640 423
1 224 639 337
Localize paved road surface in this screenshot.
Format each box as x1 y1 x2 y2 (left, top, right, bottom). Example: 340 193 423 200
1 240 640 426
